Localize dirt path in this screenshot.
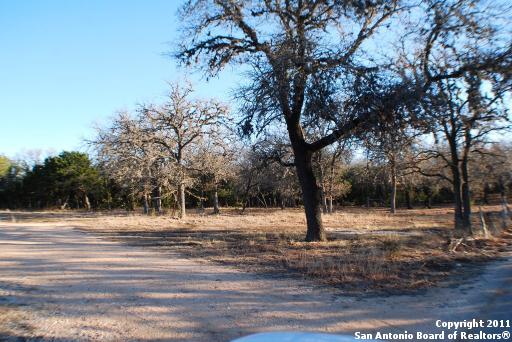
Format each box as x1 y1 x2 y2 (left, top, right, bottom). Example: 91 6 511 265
0 222 511 341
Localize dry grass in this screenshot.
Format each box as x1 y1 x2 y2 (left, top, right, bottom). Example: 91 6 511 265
0 206 456 230
2 206 511 294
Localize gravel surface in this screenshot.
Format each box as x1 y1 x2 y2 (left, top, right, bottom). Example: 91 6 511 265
0 222 511 341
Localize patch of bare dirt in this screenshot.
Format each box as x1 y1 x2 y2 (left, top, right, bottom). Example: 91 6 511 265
69 207 512 294
0 216 511 341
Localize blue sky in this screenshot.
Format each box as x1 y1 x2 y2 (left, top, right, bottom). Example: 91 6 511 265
0 0 239 159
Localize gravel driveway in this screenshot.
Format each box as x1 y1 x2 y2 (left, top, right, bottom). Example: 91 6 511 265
1 222 511 341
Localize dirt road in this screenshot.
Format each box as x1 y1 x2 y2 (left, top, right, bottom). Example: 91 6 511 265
1 222 511 341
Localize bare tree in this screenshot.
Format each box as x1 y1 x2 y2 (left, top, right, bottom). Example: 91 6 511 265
92 111 168 214
176 0 414 241
252 137 300 209
469 143 512 205
191 129 237 214
417 75 510 234
140 82 229 218
404 0 512 233
233 148 266 212
314 141 352 213
364 117 418 213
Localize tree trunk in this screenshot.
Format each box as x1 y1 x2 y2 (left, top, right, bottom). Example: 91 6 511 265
443 121 467 234
499 176 506 205
60 196 69 210
502 195 511 217
282 89 325 241
424 190 432 209
328 196 333 213
126 193 135 211
446 130 465 233
153 186 162 214
321 188 328 214
390 162 397 214
317 159 328 214
405 188 413 209
451 166 465 233
83 193 91 211
213 188 220 214
179 182 186 218
479 206 489 238
143 194 149 215
199 189 205 212
293 148 326 242
461 159 472 234
258 190 268 208
483 182 490 205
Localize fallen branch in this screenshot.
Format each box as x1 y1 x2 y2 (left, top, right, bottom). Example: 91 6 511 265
450 238 464 252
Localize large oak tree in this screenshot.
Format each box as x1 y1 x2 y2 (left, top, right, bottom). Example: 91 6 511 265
176 0 410 241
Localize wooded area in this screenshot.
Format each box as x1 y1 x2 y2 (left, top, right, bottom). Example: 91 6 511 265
1 0 511 242
3 2 512 341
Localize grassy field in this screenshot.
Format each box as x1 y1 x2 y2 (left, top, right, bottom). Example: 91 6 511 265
3 206 511 294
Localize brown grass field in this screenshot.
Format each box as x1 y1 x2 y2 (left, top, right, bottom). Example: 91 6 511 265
2 205 511 294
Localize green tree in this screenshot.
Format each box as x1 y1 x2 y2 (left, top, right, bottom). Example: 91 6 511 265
49 151 101 209
0 155 10 178
22 151 102 209
0 156 26 208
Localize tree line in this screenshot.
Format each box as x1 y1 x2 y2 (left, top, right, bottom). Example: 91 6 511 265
1 138 510 221
1 0 511 241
